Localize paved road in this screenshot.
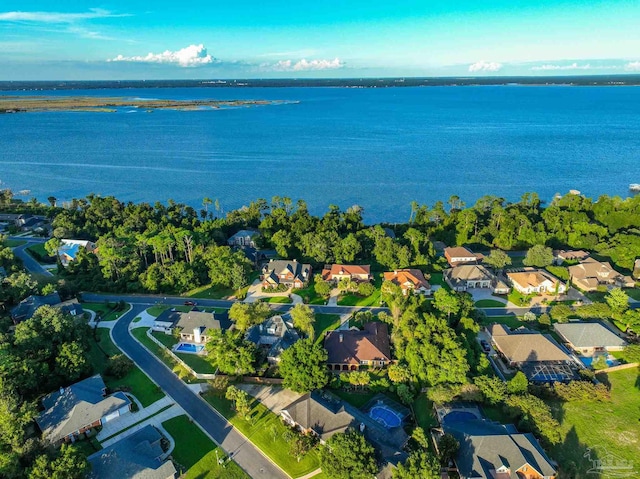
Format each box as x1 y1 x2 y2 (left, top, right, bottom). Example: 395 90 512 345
11 242 53 277
111 304 288 479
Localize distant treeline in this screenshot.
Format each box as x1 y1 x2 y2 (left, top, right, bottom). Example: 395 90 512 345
3 74 640 91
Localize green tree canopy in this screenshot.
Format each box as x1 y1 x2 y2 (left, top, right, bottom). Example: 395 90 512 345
483 249 512 270
290 303 316 338
279 338 329 393
393 450 440 479
319 431 377 479
523 244 553 267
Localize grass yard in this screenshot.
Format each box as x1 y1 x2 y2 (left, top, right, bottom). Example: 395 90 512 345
26 242 53 262
3 239 26 247
293 283 326 305
626 288 640 301
87 328 164 407
187 283 234 299
313 313 342 343
548 368 640 477
478 314 525 329
428 272 451 290
204 392 321 477
82 302 125 321
162 415 248 479
131 328 207 381
338 273 383 307
148 331 217 374
151 331 179 348
545 265 570 281
474 299 506 308
413 394 437 430
507 290 534 307
331 389 377 409
263 296 292 304
146 305 169 317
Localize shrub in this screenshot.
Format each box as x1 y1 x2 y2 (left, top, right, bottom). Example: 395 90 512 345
262 284 288 293
553 381 610 402
523 311 537 322
357 282 376 297
105 354 133 378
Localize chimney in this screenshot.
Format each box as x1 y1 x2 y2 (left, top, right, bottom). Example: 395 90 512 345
193 327 202 343
339 334 343 343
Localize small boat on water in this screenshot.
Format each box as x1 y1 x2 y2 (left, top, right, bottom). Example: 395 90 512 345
630 184 640 192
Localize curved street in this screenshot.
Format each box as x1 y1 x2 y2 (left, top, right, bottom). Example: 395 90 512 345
11 240 53 277
110 304 288 479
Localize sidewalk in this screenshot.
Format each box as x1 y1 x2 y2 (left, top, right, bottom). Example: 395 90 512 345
100 404 184 449
97 395 173 441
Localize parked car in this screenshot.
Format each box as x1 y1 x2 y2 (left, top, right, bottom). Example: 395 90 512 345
184 300 197 306
480 340 491 352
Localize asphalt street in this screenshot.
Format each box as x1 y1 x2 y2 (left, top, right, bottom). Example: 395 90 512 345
11 241 53 277
110 304 288 479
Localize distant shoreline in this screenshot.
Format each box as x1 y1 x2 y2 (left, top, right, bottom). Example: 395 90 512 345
1 75 640 92
0 96 291 113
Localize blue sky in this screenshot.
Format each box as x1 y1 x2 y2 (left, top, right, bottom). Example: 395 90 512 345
1 1 639 80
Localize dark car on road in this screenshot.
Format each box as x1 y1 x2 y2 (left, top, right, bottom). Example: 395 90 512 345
184 300 197 306
480 340 491 352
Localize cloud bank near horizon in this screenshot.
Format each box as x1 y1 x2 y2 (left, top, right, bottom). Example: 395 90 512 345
468 61 502 72
0 8 129 23
109 44 216 67
269 58 345 71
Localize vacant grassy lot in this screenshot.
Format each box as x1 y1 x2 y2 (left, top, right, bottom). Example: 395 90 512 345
3 239 26 247
548 368 640 477
204 392 321 477
87 328 164 407
474 299 506 308
313 313 342 343
187 283 234 299
162 415 248 479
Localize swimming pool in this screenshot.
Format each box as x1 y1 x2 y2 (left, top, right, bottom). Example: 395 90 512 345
443 411 478 424
580 356 615 368
369 405 402 429
175 343 204 354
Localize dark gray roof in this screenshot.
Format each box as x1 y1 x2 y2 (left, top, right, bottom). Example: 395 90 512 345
89 425 176 479
10 292 61 322
281 391 355 442
554 322 626 349
443 419 557 479
37 375 130 443
155 309 220 335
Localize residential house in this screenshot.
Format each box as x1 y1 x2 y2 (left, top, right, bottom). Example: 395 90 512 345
507 268 567 295
153 309 220 344
15 214 48 232
324 322 392 371
55 298 84 317
383 269 431 296
58 239 97 266
280 391 356 443
553 249 590 265
246 314 300 364
554 322 627 356
10 292 62 323
444 246 484 267
439 409 557 479
227 229 260 248
444 264 510 294
88 425 176 479
321 264 372 283
262 259 312 289
568 258 635 292
487 323 577 382
37 375 131 444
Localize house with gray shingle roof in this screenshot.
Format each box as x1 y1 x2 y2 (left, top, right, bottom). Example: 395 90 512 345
88 425 176 479
444 264 509 294
261 259 312 289
554 321 627 355
227 229 260 248
10 292 61 323
246 313 300 364
153 309 220 344
440 415 557 479
37 375 131 444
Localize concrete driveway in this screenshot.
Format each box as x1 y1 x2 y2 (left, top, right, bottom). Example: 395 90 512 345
244 279 302 304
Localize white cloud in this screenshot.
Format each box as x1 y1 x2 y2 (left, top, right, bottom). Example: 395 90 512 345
625 61 640 71
109 44 217 67
531 62 597 71
0 8 129 23
468 61 503 73
269 58 344 71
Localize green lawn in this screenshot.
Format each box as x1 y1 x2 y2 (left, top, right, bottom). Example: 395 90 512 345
146 305 169 317
313 313 342 343
204 392 321 477
478 314 525 329
26 242 52 262
148 330 217 374
337 273 383 307
162 415 249 479
131 328 209 380
413 394 437 430
507 290 534 307
87 328 164 407
83 302 124 321
263 296 292 304
545 265 569 281
548 368 640 477
151 331 179 348
3 239 26 247
428 272 451 290
474 299 506 308
626 288 640 301
187 283 234 299
293 283 326 305
331 389 377 409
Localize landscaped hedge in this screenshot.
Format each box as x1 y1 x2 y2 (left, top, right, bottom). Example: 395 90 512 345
262 284 288 293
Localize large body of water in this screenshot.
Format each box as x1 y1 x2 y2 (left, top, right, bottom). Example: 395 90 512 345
1 86 639 223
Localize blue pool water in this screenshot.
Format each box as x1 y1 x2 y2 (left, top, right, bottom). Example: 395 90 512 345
580 356 614 367
369 405 402 429
175 343 204 353
443 411 478 424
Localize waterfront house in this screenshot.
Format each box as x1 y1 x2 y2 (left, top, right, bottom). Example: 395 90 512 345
383 269 431 296
507 268 566 295
444 264 510 294
321 264 372 283
487 323 576 382
554 322 626 356
436 406 557 479
58 239 97 266
88 425 176 479
324 322 392 371
261 259 312 289
280 391 355 444
568 258 635 292
553 249 590 265
227 229 260 248
37 375 131 444
444 246 484 267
